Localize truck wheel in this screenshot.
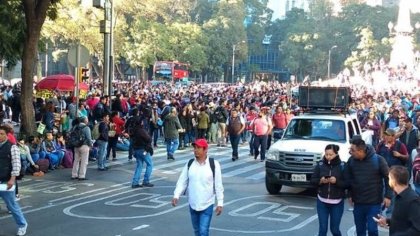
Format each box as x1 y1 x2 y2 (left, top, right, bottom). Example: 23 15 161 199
265 176 282 194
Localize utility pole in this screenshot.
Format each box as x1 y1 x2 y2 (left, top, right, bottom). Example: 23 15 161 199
328 45 337 79
95 0 111 96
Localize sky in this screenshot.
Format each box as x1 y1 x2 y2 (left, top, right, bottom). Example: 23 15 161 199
268 0 283 20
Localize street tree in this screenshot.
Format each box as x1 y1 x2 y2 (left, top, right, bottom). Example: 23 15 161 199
202 0 247 81
0 2 25 68
21 0 60 135
344 27 390 71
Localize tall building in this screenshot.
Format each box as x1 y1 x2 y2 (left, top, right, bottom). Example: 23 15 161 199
383 0 399 7
285 0 310 12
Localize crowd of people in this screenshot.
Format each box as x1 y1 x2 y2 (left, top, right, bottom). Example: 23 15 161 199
1 61 420 235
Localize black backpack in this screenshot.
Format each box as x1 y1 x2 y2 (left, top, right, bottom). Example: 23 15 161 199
210 111 218 124
214 107 226 122
68 126 87 148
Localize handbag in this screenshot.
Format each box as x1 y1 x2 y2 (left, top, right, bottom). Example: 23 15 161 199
108 130 116 137
37 123 46 134
108 122 116 137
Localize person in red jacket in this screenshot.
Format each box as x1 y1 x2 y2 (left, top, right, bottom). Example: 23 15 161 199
272 106 287 142
106 111 125 161
4 124 16 144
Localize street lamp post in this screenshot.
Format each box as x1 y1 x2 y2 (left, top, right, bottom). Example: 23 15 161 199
328 45 337 79
231 44 236 84
109 0 114 97
232 41 245 83
94 0 113 96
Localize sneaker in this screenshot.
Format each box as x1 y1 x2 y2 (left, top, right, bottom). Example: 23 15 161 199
131 184 142 188
112 158 117 161
16 224 27 236
142 183 154 187
15 194 21 201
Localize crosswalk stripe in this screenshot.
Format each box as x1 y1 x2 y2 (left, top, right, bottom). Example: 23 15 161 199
86 144 266 180
223 162 265 177
245 171 266 180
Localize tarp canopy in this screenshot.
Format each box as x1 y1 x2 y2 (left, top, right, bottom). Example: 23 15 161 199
35 74 89 91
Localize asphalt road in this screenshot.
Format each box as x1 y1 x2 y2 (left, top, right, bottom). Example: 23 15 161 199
0 143 389 236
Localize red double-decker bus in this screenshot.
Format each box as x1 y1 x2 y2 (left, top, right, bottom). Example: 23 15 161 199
153 61 189 81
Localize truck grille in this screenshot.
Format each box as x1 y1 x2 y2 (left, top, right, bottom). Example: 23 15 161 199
278 151 322 168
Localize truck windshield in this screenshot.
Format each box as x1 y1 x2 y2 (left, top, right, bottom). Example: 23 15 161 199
283 119 346 142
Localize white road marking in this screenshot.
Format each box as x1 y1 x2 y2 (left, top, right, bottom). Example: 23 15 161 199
246 171 265 180
132 224 150 230
223 162 264 177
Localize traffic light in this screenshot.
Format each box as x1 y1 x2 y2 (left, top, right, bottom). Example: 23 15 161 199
78 67 90 82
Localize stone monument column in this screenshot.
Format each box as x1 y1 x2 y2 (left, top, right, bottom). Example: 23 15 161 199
389 0 415 69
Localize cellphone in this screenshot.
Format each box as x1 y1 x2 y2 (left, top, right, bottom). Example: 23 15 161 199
372 216 380 222
324 176 332 179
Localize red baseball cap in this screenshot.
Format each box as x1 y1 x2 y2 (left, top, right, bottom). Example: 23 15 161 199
192 139 208 149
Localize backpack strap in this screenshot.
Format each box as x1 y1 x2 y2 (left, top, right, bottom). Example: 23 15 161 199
209 158 215 180
209 158 216 193
187 158 215 180
187 158 194 170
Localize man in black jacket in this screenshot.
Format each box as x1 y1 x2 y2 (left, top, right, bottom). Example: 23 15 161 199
376 165 420 235
125 108 141 161
344 138 392 236
131 120 154 188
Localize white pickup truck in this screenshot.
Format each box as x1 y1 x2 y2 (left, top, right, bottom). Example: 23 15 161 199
265 87 372 194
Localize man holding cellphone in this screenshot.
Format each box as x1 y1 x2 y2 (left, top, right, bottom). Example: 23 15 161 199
375 166 420 235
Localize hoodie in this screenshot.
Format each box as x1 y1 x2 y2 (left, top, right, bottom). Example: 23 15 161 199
344 145 392 204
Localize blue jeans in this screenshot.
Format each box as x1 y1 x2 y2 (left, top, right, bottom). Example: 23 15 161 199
249 134 255 155
96 140 108 169
184 131 194 145
317 198 344 236
166 138 179 156
149 126 159 146
0 187 27 227
353 203 381 236
189 204 213 236
241 130 248 142
229 134 241 157
253 134 268 160
132 149 153 185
